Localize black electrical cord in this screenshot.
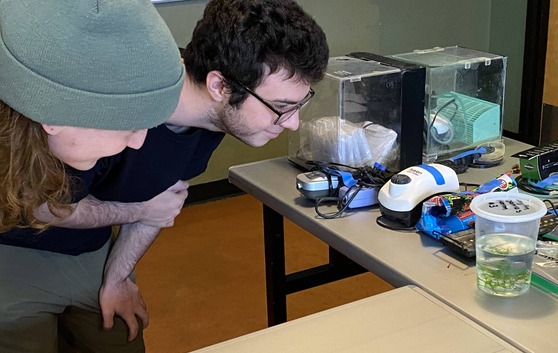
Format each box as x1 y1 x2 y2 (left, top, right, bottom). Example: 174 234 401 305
301 160 395 219
306 160 359 172
544 199 558 215
428 99 456 131
307 160 393 186
427 98 457 144
516 176 555 196
314 184 363 219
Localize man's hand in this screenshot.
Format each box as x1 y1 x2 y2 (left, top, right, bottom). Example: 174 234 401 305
139 180 189 228
99 277 148 342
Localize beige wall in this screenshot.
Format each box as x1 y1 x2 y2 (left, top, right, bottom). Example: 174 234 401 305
544 0 558 106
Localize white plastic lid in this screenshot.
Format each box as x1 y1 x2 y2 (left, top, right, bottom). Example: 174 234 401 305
470 192 547 223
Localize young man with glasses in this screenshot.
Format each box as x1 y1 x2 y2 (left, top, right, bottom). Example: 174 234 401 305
34 0 329 349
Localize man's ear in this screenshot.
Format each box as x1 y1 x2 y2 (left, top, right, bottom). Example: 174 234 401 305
41 124 65 136
206 71 228 103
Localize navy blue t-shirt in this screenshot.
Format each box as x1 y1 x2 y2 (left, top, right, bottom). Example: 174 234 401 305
90 124 225 202
0 165 113 255
0 125 225 255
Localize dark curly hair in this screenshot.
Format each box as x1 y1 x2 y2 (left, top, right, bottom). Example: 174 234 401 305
184 0 329 107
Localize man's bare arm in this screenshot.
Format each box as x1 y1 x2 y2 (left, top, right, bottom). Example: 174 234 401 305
99 222 161 341
34 180 189 229
99 180 188 341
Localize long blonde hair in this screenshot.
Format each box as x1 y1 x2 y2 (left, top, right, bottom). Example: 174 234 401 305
0 100 73 231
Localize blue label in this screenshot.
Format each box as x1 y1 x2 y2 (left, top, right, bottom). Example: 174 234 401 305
418 164 445 185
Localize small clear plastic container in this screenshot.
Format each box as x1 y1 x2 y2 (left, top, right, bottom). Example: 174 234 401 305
470 192 547 297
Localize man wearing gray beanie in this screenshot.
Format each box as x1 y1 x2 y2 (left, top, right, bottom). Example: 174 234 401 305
0 0 185 352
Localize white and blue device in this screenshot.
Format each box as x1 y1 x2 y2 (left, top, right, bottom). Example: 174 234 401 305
296 171 340 200
339 185 379 208
378 163 460 227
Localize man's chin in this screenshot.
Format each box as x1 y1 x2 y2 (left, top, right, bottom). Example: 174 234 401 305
67 160 97 171
236 135 271 148
245 139 270 148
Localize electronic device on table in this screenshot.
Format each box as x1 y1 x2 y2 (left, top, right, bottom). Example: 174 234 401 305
296 162 395 219
296 169 380 208
296 171 340 200
440 212 558 259
538 213 558 239
338 185 379 209
377 163 460 228
440 228 476 258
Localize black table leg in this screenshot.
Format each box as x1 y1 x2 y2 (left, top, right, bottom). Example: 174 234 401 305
261 204 366 327
263 204 287 326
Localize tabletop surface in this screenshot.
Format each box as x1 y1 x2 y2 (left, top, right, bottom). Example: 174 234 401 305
228 138 557 353
191 286 521 353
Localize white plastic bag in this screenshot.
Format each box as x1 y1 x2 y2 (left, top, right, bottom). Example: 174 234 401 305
299 116 398 167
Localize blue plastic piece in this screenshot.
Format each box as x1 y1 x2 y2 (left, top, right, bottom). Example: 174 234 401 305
533 174 558 189
374 162 386 172
325 168 357 188
449 147 487 163
416 211 475 239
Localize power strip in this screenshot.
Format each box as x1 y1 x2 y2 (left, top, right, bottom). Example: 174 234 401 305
339 186 379 208
440 212 558 259
539 213 558 237
440 228 476 258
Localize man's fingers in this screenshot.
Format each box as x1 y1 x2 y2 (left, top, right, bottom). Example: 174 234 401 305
102 310 115 330
124 314 140 342
137 307 149 329
137 294 149 327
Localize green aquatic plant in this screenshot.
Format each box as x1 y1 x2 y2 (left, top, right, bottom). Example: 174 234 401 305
477 261 531 293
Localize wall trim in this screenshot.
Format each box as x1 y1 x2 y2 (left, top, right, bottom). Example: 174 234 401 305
184 179 245 206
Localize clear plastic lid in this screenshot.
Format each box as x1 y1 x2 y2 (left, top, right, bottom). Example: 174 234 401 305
325 56 400 79
470 192 547 223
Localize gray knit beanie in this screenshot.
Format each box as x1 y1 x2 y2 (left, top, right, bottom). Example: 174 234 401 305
0 0 184 130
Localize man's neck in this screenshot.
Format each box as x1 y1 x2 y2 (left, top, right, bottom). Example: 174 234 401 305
165 77 214 130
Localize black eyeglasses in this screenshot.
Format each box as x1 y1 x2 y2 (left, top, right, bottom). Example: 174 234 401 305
231 81 314 125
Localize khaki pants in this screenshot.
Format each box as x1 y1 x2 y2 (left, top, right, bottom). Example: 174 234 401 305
0 242 144 353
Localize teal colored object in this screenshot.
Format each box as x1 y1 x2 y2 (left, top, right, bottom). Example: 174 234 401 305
436 92 501 145
531 273 558 297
